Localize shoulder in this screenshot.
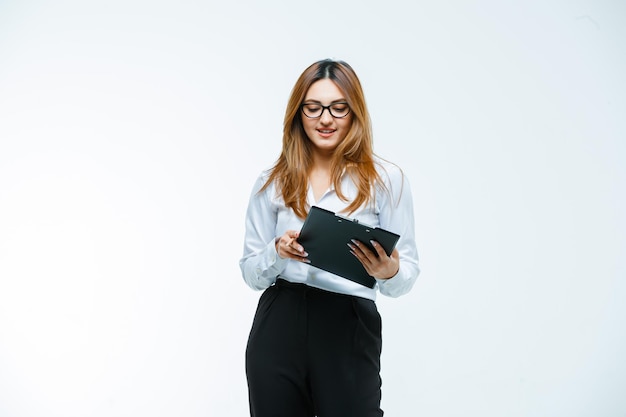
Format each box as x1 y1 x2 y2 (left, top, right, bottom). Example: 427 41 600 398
374 156 406 187
258 166 274 183
247 166 270 192
249 166 279 198
373 156 412 208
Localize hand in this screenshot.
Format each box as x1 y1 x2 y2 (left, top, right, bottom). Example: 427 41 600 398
276 230 309 263
348 239 399 280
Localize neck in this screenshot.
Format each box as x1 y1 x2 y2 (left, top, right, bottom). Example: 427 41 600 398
310 149 333 172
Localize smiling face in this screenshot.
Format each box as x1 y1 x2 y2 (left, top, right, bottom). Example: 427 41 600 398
301 78 353 156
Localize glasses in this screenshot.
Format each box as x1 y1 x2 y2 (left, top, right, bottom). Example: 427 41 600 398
301 102 351 119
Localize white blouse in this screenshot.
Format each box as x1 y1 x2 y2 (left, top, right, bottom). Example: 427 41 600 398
239 157 420 301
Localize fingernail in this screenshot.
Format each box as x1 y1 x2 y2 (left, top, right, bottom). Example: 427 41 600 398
370 240 376 246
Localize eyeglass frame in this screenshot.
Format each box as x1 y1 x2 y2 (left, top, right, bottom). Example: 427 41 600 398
300 101 351 119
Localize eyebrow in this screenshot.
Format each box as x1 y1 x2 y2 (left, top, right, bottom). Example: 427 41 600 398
302 99 348 104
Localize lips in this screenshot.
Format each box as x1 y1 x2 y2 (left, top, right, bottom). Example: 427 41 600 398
317 128 336 137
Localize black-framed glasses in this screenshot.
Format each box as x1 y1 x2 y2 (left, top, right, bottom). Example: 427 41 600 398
300 102 351 119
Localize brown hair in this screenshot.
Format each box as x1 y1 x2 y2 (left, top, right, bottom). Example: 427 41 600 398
261 59 383 219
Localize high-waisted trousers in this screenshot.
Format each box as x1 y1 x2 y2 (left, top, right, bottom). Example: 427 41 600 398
246 278 384 417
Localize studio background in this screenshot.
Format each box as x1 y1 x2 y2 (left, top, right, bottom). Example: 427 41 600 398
0 1 624 416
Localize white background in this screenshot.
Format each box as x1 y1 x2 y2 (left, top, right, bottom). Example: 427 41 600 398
1 1 624 416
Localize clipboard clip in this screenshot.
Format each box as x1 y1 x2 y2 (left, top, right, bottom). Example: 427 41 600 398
336 214 359 224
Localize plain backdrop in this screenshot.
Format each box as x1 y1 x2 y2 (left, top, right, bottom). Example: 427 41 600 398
0 1 624 416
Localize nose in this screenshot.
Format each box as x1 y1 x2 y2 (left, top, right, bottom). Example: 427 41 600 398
319 107 334 124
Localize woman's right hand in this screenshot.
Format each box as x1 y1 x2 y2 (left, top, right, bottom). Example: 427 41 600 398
275 230 309 263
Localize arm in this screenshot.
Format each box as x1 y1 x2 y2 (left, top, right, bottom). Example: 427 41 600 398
239 175 289 291
375 166 420 297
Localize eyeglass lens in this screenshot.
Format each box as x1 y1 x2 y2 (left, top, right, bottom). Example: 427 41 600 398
301 103 350 118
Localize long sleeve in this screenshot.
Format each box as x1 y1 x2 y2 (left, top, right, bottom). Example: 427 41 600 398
239 161 420 300
239 175 289 291
374 163 420 298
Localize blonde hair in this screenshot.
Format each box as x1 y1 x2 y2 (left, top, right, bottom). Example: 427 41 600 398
262 59 382 219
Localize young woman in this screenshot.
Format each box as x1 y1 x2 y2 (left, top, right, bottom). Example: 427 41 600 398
240 59 420 417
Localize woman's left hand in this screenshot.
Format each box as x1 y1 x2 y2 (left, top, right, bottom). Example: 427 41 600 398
348 239 399 280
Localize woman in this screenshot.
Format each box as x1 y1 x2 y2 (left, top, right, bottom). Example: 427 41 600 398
240 59 420 417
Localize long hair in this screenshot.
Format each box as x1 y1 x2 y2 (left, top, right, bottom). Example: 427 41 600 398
261 59 382 219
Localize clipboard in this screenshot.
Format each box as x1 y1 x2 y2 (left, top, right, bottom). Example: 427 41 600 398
297 206 400 288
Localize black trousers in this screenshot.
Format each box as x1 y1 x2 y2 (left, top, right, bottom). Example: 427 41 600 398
246 279 384 417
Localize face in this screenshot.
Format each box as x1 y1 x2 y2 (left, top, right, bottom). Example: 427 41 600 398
301 78 353 155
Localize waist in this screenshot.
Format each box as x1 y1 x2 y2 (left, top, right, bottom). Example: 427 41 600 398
275 277 376 301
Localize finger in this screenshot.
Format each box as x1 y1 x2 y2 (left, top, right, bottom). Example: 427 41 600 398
288 239 306 256
350 239 376 262
285 231 305 254
369 240 388 258
348 245 375 276
280 239 294 257
282 238 308 261
348 240 371 267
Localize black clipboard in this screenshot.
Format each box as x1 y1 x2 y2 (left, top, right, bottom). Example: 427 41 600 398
297 206 400 288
